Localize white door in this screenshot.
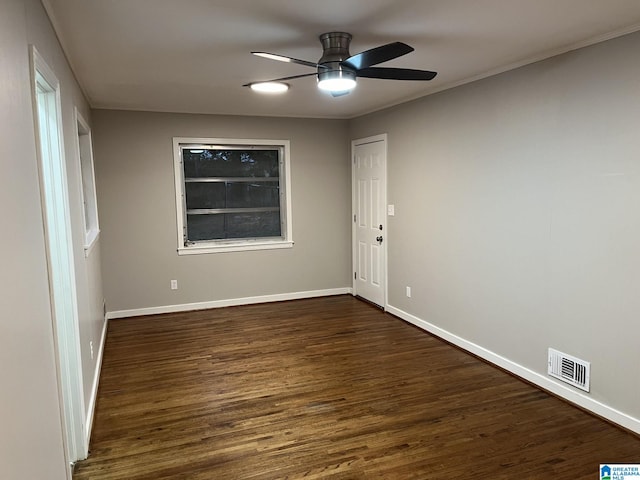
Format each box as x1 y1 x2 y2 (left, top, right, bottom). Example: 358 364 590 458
352 135 387 308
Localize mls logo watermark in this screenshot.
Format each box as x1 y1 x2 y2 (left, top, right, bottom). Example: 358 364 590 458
601 464 640 480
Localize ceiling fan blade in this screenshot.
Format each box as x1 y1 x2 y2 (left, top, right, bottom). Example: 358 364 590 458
251 51 327 69
242 72 317 87
356 67 437 81
342 42 414 70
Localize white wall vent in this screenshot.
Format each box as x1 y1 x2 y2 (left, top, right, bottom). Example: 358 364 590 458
548 348 590 392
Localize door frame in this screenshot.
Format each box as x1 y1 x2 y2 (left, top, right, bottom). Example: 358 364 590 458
351 133 388 309
29 45 87 474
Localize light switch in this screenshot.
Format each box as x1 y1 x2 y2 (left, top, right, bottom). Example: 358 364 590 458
387 204 395 216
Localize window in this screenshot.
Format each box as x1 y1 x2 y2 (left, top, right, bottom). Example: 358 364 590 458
75 108 100 256
173 137 293 254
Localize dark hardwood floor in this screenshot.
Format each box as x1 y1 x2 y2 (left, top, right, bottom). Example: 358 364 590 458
74 296 640 479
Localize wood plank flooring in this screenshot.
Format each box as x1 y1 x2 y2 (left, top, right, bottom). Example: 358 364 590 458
74 296 640 479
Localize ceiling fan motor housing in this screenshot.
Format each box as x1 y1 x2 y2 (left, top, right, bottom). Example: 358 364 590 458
318 32 356 82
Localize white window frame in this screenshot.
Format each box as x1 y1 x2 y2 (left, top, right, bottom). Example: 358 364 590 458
173 137 293 255
74 107 100 256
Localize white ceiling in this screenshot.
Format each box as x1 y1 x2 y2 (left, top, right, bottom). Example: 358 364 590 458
44 0 640 119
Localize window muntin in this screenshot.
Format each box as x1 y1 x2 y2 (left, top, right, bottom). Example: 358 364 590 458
173 138 292 254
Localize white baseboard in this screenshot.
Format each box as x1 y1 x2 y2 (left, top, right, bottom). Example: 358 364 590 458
386 304 640 435
106 287 353 320
85 316 108 447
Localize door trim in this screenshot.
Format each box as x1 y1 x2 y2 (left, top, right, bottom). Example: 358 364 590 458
351 134 388 310
30 45 87 474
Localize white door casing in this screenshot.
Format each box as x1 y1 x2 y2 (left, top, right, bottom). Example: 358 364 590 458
352 135 387 308
30 46 87 473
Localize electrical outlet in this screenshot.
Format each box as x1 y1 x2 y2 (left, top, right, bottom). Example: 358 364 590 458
406 286 412 297
171 279 178 290
89 341 94 360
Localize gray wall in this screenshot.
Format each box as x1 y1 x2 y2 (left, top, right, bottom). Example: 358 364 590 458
92 110 351 312
0 0 105 477
350 32 640 422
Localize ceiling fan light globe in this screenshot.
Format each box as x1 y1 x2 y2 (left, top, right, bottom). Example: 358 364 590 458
317 66 356 93
249 82 290 93
318 77 356 92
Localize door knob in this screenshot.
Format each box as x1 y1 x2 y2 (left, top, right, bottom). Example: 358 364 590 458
376 236 383 243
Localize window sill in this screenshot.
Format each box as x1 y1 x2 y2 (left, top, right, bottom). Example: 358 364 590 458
177 240 294 255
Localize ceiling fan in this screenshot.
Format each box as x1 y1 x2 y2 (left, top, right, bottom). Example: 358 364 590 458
244 32 437 96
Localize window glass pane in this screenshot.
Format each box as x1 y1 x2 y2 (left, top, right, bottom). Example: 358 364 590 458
226 182 280 208
226 211 281 238
185 182 280 210
186 212 281 241
185 183 226 209
183 149 279 178
187 214 225 241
